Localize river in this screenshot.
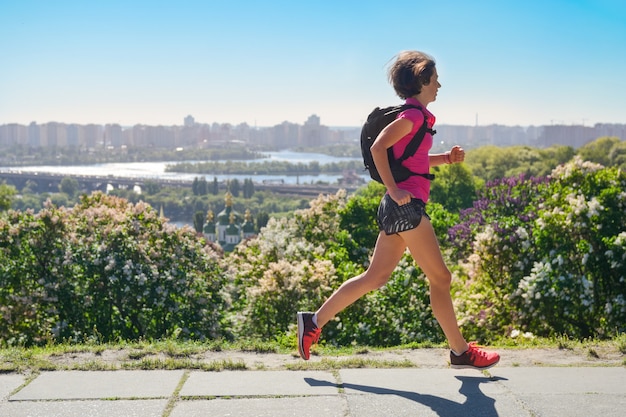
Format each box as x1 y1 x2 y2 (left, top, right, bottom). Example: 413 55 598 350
2 150 370 185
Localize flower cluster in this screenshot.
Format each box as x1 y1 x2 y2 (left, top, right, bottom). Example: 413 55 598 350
451 159 626 339
224 185 443 347
223 191 349 339
0 192 226 345
2 157 624 347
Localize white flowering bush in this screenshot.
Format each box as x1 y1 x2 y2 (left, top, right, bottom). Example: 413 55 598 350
0 192 226 346
4 157 624 347
325 253 442 346
0 207 72 345
516 158 626 337
224 191 349 338
226 184 444 346
451 157 626 339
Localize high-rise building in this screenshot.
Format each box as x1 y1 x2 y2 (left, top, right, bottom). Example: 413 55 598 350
104 124 123 147
84 124 102 148
28 122 41 147
67 124 80 147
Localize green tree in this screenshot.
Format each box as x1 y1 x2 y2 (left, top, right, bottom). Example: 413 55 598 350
59 177 80 197
49 193 69 208
243 178 255 198
143 180 161 195
256 211 269 230
429 163 478 212
608 140 626 168
192 177 199 195
577 136 621 166
0 182 17 211
466 146 510 181
191 177 208 195
229 178 241 197
197 177 208 195
466 145 575 182
193 210 205 233
22 179 39 194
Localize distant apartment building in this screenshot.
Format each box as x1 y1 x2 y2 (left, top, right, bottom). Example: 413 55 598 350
300 114 331 147
84 124 103 148
536 125 595 148
595 123 626 140
28 122 40 147
66 124 80 147
271 121 300 148
105 124 123 147
0 124 25 147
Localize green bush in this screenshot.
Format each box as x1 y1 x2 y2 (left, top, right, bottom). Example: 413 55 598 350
0 193 226 346
224 191 349 339
451 157 626 340
225 183 444 347
3 154 624 347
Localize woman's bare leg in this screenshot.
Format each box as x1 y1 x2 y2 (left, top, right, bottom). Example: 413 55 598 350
399 218 468 353
315 232 406 328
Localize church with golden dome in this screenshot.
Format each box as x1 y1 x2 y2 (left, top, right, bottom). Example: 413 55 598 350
203 191 256 251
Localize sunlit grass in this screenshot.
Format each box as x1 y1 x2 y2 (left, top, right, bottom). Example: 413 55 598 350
285 357 415 371
1 334 624 373
120 358 246 371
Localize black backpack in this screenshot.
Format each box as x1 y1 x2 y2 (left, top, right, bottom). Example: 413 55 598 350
360 104 436 183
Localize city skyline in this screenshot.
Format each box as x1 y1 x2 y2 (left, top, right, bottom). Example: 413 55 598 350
2 1 625 128
3 115 624 152
3 113 625 129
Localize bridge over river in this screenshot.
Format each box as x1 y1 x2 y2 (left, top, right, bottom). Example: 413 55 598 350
0 170 362 197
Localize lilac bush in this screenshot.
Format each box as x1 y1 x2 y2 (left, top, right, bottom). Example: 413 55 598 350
225 185 443 346
452 157 626 339
0 192 226 346
3 158 624 347
224 191 347 339
0 206 71 345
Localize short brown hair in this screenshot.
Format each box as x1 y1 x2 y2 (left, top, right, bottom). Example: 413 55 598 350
387 51 436 99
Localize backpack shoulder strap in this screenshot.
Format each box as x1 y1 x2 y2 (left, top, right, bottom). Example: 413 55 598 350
396 105 436 163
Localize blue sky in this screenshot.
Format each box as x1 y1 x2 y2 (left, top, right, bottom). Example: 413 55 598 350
1 0 625 128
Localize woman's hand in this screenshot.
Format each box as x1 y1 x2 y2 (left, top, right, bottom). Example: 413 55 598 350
449 145 465 163
388 188 414 206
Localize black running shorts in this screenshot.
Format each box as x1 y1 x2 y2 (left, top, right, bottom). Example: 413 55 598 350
377 194 429 235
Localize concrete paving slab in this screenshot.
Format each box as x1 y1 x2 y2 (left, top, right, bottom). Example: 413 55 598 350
492 367 626 394
9 370 184 400
338 368 508 395
0 399 168 417
331 368 525 417
180 370 339 397
2 367 623 417
516 393 626 417
345 392 530 417
0 374 25 400
493 368 626 417
170 396 346 417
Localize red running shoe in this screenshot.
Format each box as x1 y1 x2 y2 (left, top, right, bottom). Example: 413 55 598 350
297 312 321 360
450 342 500 370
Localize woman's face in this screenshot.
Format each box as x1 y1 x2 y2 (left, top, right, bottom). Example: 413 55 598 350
421 68 441 104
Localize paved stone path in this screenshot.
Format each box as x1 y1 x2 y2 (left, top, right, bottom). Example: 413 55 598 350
1 366 625 416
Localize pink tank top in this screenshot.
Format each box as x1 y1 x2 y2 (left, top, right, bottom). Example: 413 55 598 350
391 98 436 202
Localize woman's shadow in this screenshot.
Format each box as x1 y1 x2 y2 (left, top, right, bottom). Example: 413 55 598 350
305 374 507 417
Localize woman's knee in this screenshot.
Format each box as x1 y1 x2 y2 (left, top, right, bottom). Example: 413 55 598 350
361 270 391 290
427 269 452 289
